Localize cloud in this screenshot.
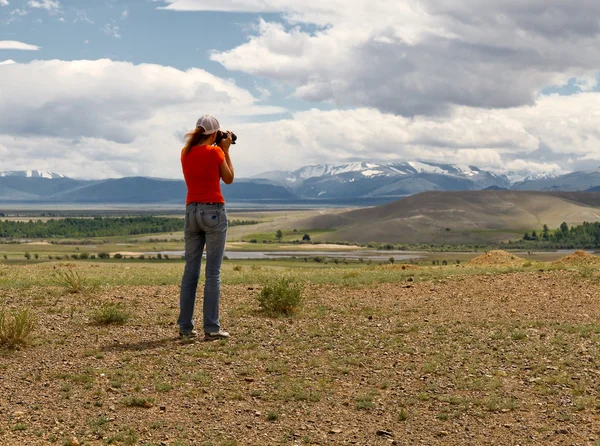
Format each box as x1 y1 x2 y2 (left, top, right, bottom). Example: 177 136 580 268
0 59 286 179
0 0 8 6
0 60 15 65
28 0 60 11
74 9 94 24
1 57 598 180
0 41 40 50
162 1 600 116
103 22 121 38
228 92 600 176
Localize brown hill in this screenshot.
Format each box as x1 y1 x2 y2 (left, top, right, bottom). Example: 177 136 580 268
290 191 600 244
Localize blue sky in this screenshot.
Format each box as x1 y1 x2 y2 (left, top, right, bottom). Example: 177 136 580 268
1 0 600 179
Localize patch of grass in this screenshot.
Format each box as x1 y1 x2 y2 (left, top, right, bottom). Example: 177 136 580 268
90 302 131 325
52 268 87 293
355 393 376 410
257 277 304 316
155 382 173 392
266 411 279 421
122 395 155 408
0 308 36 349
105 428 139 445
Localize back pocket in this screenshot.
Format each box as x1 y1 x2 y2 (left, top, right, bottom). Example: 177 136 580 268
201 210 220 228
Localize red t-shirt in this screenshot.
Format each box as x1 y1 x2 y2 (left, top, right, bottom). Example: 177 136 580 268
181 145 225 205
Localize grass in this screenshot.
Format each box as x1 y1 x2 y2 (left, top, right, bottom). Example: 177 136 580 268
52 267 88 294
257 276 304 315
121 395 155 408
90 302 131 325
0 308 36 349
2 252 599 444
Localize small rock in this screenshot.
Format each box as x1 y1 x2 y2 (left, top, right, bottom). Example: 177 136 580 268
376 430 393 438
254 411 261 417
70 437 80 446
160 406 166 411
244 377 255 383
556 428 570 435
329 429 342 434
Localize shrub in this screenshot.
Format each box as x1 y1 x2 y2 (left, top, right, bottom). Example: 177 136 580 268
98 252 110 259
70 254 79 260
0 308 36 349
53 268 86 294
113 253 122 259
24 252 31 260
233 265 243 271
91 303 131 325
34 253 39 260
90 255 96 259
157 253 162 260
79 252 89 260
257 277 304 316
389 256 395 264
302 234 311 241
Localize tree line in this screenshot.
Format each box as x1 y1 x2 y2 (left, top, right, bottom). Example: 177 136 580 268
517 221 600 249
0 216 258 238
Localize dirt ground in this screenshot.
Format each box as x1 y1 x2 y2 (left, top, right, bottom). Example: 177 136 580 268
2 267 600 445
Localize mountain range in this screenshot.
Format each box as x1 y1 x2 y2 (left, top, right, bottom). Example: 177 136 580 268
0 162 599 204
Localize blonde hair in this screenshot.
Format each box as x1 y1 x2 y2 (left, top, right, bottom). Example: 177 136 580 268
183 127 213 154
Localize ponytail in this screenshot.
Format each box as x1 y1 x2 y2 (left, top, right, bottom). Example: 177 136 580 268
183 127 212 154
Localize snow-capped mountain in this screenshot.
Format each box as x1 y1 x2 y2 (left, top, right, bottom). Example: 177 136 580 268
0 170 65 179
252 161 513 199
503 170 558 184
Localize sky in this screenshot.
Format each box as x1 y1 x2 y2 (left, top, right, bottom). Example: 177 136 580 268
0 0 599 179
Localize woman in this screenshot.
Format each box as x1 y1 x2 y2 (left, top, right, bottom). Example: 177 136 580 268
178 114 234 340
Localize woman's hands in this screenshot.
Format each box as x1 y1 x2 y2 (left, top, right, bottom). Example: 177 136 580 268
218 131 233 152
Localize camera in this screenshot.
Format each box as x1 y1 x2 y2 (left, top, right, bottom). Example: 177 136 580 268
215 130 237 145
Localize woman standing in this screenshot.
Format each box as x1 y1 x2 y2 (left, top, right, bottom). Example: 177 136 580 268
178 115 234 340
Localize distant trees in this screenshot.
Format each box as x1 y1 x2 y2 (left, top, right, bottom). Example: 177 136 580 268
0 216 259 239
276 230 283 241
521 221 600 248
302 234 311 241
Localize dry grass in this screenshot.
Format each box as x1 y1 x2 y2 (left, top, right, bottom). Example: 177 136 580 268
2 262 600 445
0 308 36 349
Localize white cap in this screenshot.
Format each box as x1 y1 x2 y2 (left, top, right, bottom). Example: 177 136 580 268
196 115 221 135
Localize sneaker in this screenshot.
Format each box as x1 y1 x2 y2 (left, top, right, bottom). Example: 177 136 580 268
179 330 199 340
204 330 230 341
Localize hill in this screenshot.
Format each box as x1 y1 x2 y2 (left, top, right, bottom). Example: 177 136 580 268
289 190 600 244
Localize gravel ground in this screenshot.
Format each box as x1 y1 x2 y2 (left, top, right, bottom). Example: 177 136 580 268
2 267 600 445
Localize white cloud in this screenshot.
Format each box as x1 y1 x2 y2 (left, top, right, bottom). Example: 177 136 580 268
0 60 16 65
0 0 9 6
103 22 121 39
0 59 286 179
162 1 600 116
1 58 598 179
121 9 128 19
74 10 94 24
28 0 60 11
0 40 40 50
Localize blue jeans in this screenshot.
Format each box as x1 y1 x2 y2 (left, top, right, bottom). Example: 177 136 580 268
178 203 228 334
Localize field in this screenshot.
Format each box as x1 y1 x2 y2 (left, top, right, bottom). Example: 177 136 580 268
2 252 600 445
